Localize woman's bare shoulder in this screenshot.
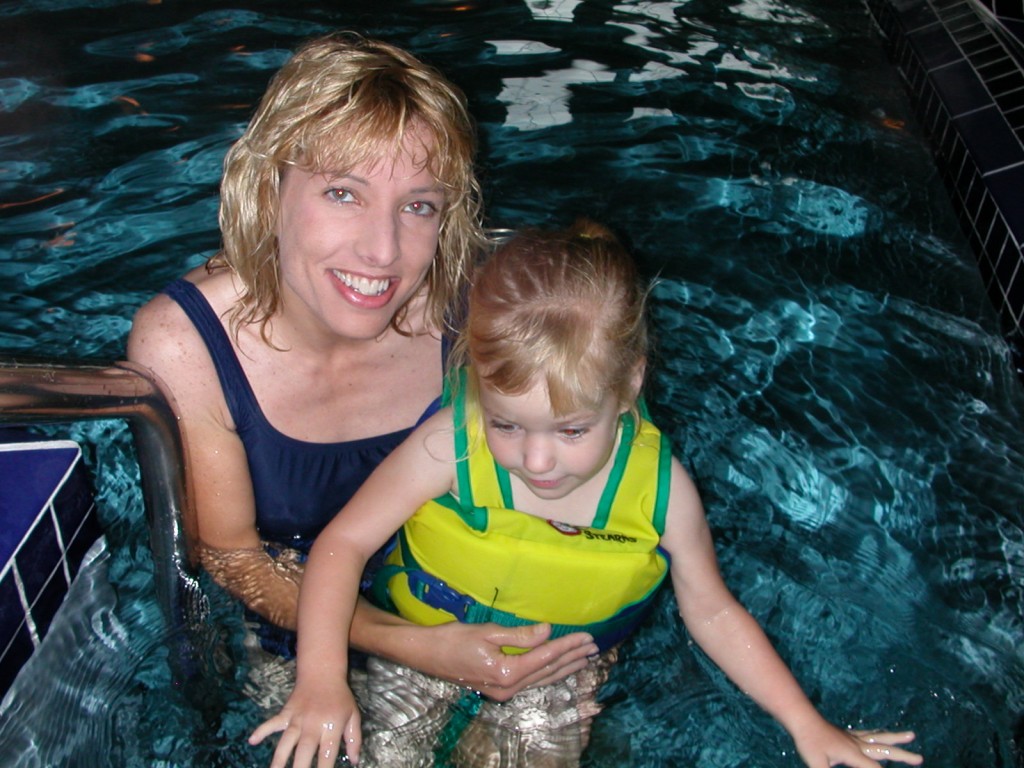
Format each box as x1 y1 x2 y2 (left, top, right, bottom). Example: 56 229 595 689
128 268 233 359
126 269 241 409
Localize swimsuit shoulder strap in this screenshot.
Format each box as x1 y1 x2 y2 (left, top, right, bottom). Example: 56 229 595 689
162 278 260 429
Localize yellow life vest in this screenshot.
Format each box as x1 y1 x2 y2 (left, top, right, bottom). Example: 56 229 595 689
373 382 672 651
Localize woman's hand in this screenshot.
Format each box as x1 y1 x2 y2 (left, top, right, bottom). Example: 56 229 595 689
249 679 362 768
350 600 599 702
793 722 922 767
428 621 599 701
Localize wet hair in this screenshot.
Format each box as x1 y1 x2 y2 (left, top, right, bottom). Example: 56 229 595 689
455 218 649 422
212 31 485 340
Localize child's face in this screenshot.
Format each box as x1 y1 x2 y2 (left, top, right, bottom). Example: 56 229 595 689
478 378 624 502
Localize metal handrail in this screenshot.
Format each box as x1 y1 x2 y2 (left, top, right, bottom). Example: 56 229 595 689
0 358 206 681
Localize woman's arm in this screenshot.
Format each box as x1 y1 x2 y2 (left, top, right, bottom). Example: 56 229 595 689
127 292 304 629
661 460 922 768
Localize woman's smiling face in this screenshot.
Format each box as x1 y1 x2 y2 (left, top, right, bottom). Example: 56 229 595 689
275 129 444 343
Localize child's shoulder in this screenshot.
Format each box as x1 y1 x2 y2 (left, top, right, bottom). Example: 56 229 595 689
417 403 456 431
405 405 458 465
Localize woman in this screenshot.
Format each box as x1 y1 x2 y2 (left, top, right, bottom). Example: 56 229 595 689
127 31 596 701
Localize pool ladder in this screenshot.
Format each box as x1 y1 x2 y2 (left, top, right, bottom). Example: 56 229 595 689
0 359 205 682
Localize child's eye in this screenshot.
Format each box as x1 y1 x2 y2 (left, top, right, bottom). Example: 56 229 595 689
489 420 518 434
559 427 587 440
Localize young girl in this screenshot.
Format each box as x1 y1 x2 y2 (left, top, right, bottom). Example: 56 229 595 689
250 220 923 768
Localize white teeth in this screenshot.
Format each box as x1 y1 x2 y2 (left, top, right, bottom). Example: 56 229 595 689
334 271 390 296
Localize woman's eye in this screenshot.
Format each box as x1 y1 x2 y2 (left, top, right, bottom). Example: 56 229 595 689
326 188 356 203
405 200 439 217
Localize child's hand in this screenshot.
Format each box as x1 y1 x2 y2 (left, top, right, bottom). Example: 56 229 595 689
249 680 362 768
794 722 922 767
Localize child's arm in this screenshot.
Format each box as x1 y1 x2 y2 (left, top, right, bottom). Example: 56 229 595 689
661 459 922 767
249 409 459 768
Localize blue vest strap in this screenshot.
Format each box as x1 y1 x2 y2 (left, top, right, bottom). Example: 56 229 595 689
383 566 657 653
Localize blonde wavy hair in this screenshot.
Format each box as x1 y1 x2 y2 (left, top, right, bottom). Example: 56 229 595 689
211 32 485 340
454 218 649 423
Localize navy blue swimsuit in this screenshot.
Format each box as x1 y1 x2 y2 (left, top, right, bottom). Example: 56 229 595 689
164 278 444 655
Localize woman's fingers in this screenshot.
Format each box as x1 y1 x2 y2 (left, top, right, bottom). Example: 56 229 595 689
474 625 598 701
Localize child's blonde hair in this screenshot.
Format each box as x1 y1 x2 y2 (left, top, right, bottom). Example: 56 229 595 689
457 218 649 422
211 32 485 341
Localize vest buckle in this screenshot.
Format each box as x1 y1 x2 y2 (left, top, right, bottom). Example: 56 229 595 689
407 570 475 621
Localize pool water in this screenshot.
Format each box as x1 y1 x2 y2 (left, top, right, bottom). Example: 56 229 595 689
2 0 1023 766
